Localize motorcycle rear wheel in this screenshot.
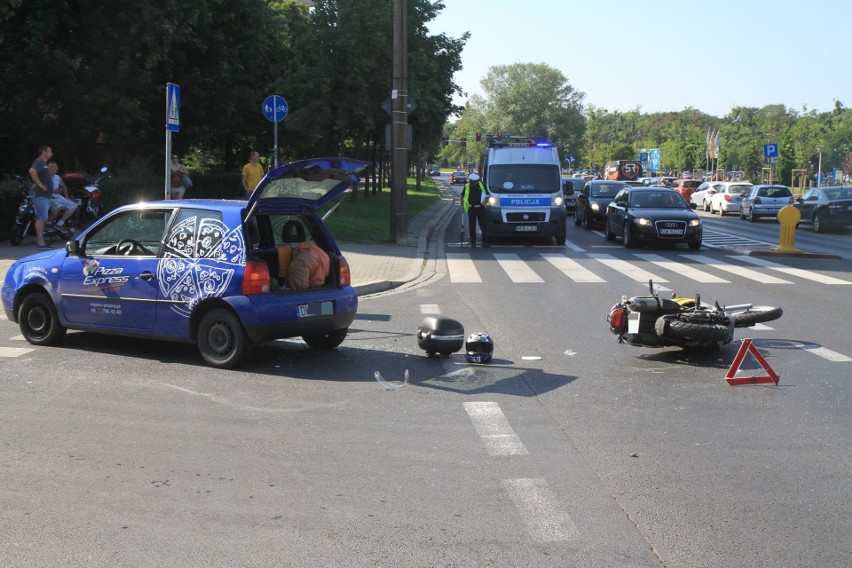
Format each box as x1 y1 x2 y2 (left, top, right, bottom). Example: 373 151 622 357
732 306 783 328
656 316 732 342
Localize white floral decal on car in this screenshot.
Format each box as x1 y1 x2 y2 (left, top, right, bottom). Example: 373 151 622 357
157 216 246 317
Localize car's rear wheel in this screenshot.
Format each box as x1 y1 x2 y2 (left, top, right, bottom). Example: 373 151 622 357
197 308 250 368
732 306 783 328
303 328 348 350
19 292 66 345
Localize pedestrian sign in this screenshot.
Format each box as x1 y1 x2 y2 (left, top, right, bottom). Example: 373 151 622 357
166 83 180 132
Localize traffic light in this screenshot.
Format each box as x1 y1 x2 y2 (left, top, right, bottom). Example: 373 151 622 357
460 138 467 147
475 132 481 142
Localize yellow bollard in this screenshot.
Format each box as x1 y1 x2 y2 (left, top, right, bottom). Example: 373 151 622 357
774 206 801 252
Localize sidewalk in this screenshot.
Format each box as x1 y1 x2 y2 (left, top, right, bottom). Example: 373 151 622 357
0 184 459 296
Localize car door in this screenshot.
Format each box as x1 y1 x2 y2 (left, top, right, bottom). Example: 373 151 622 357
59 207 173 330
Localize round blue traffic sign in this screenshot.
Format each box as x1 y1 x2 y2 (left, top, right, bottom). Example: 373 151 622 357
262 95 288 122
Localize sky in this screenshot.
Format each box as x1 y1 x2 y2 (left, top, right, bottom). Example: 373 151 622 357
427 0 852 118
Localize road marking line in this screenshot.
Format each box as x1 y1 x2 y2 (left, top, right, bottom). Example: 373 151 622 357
502 478 580 542
588 253 671 290
0 346 35 358
687 255 793 284
634 253 731 283
540 253 605 282
419 304 441 314
463 401 528 456
729 255 852 285
446 253 481 283
493 253 544 283
794 343 852 362
562 239 585 252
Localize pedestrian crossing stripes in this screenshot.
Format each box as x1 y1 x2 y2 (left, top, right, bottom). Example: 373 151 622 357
446 250 852 288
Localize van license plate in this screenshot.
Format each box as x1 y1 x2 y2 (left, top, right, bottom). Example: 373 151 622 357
515 225 537 232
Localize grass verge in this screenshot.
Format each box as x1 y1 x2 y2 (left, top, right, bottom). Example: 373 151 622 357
321 176 441 242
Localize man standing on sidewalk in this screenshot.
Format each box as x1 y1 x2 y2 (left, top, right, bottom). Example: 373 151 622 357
27 145 54 249
241 151 264 197
461 173 489 248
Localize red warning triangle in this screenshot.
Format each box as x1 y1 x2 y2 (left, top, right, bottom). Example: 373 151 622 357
725 338 779 385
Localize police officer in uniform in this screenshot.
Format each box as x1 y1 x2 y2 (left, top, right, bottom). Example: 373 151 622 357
462 173 489 247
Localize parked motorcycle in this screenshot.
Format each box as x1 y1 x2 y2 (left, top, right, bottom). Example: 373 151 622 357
607 280 783 350
61 166 110 223
8 176 73 246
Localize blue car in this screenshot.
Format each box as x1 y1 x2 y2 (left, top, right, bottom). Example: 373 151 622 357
2 157 367 368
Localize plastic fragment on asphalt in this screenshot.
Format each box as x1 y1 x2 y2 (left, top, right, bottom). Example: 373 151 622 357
522 356 541 361
375 369 409 390
563 349 577 357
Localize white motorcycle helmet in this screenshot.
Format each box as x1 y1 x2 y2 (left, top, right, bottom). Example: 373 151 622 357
465 332 493 364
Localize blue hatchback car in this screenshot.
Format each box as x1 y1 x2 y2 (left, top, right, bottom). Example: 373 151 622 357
2 157 367 368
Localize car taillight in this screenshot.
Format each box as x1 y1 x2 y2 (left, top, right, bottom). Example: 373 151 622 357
753 196 762 204
338 256 351 287
608 306 628 334
242 260 270 295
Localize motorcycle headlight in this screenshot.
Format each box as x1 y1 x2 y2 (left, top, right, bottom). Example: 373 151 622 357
689 219 701 227
634 217 652 226
552 195 563 207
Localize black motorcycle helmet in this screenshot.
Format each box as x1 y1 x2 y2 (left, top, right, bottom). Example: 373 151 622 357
465 332 493 364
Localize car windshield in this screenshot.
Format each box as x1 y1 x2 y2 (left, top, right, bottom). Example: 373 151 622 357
630 191 687 209
590 183 623 198
488 164 560 194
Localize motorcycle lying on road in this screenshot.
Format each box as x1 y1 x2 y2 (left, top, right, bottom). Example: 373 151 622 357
8 177 73 246
607 280 783 350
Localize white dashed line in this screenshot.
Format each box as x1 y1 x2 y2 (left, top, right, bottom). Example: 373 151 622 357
503 478 580 542
463 401 528 456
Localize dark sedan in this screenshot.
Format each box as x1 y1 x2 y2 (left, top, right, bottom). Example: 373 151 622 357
574 180 626 229
605 186 702 249
793 186 852 233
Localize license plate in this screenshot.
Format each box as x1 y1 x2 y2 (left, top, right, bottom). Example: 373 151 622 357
659 228 683 235
515 225 538 232
298 301 333 318
628 312 640 334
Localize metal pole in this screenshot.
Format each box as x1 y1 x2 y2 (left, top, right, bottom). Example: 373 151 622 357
390 0 408 243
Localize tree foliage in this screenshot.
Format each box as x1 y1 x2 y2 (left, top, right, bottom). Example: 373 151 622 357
0 0 466 174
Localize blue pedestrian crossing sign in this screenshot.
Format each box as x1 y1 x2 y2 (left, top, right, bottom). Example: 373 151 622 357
263 95 288 122
764 143 778 158
166 83 180 132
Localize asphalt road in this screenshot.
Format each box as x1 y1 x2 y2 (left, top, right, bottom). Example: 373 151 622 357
1 195 850 567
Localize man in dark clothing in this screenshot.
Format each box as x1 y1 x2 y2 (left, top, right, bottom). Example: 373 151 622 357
27 145 54 248
461 173 489 247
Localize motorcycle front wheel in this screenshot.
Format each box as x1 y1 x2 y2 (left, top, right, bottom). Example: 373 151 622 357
732 306 783 328
9 224 25 246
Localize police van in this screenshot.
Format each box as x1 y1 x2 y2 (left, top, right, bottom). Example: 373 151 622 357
480 135 566 244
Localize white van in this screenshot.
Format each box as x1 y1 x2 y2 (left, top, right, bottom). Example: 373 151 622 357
481 136 566 244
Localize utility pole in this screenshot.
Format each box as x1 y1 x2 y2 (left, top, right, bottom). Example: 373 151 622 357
390 0 408 243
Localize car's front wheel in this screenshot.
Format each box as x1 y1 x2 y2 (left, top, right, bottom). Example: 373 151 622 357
19 292 66 345
197 308 250 368
303 328 348 350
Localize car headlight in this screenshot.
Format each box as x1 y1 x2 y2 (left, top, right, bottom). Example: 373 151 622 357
487 195 498 207
634 217 652 227
591 202 600 211
689 219 701 227
552 195 564 207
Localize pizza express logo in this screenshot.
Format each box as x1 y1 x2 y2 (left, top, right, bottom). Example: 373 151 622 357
83 263 129 288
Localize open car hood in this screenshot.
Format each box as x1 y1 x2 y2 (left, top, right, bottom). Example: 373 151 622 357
246 157 369 215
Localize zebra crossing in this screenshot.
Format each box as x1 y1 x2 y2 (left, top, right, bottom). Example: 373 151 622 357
446 249 852 287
